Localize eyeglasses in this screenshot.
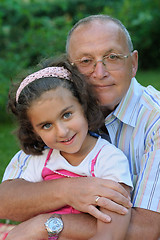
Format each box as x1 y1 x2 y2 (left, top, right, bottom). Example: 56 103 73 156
71 53 130 75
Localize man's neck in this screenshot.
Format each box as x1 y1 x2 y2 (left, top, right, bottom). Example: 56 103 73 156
101 104 119 118
101 107 112 118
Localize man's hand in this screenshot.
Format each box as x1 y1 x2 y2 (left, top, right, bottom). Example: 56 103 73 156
64 177 132 222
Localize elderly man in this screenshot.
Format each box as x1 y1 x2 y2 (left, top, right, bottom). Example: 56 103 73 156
1 15 160 240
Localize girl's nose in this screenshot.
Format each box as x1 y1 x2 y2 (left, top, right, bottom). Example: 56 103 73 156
56 123 69 137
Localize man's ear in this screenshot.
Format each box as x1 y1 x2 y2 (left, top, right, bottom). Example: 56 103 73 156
131 50 138 78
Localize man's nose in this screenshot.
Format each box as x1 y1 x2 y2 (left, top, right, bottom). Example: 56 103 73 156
92 60 109 79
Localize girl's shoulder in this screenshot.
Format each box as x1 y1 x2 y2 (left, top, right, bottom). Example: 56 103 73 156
96 136 111 148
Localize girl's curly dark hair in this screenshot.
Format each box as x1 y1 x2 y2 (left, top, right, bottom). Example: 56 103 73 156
8 55 104 155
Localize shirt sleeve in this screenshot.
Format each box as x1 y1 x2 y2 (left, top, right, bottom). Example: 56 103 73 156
95 143 133 189
132 126 160 212
2 150 45 182
2 150 31 181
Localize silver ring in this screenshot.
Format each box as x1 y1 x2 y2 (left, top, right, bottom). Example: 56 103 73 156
95 196 101 204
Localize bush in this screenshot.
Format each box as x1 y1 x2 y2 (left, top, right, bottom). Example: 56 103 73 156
103 0 160 69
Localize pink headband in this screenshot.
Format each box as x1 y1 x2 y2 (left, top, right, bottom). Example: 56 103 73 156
16 66 71 102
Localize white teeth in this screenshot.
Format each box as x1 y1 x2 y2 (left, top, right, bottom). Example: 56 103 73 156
63 136 72 142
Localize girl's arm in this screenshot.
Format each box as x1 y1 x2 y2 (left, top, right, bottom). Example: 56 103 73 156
90 184 131 240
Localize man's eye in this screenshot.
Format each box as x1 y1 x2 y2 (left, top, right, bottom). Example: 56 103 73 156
79 58 93 65
63 112 72 119
107 53 119 60
43 123 52 130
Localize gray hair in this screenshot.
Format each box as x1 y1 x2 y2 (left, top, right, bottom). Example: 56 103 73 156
66 14 133 54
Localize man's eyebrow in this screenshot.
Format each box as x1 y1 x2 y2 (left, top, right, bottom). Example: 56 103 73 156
76 53 93 59
104 49 115 54
78 49 115 58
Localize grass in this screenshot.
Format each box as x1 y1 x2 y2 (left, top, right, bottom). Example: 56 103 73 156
136 69 160 90
0 123 19 183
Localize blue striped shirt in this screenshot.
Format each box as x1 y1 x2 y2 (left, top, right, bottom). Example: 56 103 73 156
105 78 160 212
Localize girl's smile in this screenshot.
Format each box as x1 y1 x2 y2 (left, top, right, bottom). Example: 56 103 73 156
58 134 77 145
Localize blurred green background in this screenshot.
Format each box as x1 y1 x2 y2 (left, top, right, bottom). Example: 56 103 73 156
0 0 160 184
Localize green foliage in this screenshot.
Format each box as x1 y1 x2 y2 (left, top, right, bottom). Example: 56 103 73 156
0 0 73 122
0 0 160 123
102 0 160 69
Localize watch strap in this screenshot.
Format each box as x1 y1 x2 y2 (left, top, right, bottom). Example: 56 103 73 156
49 236 58 240
45 214 63 240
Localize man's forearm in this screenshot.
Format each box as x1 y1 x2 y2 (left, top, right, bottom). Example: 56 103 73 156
60 213 96 240
0 178 67 221
125 207 160 240
5 213 96 240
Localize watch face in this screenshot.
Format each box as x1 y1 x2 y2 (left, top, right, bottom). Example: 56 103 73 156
47 218 63 234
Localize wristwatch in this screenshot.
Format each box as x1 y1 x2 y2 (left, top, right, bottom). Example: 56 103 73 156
44 214 64 240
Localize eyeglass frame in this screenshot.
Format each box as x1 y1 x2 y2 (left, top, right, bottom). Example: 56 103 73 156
70 52 131 74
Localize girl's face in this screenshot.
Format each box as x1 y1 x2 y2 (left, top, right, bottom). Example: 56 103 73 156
27 86 90 158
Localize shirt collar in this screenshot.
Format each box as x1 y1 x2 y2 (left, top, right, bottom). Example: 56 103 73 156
105 78 145 127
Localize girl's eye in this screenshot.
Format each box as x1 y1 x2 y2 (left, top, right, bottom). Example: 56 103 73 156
63 112 72 119
43 123 52 130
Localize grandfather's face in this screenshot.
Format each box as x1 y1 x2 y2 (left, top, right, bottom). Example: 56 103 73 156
68 20 138 111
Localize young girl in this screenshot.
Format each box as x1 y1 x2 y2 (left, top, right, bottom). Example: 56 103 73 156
7 61 132 240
